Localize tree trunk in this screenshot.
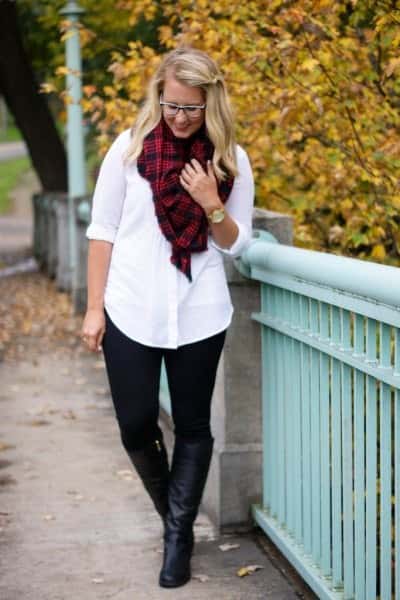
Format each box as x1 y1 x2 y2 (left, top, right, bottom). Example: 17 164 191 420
0 0 68 191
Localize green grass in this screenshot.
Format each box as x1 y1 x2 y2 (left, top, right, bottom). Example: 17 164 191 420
0 125 22 143
0 157 31 214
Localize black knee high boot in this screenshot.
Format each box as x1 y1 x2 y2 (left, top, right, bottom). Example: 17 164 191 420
125 434 170 524
159 435 214 588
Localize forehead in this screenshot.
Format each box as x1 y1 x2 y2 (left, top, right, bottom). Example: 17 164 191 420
162 75 204 104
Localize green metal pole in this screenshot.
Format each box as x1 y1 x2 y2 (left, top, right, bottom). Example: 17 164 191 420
60 1 86 298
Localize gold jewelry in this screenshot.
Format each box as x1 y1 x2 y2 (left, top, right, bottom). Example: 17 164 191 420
207 206 225 224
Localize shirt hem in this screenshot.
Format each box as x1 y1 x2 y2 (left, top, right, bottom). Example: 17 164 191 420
104 302 233 349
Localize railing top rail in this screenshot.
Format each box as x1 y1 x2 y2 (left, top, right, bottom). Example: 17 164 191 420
240 230 400 312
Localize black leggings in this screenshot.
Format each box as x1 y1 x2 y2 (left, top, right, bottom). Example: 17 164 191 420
101 308 226 452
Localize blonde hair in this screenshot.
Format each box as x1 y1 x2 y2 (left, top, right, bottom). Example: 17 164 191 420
124 47 238 180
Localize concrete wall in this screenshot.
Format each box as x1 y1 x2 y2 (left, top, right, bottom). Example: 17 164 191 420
32 193 91 310
199 208 293 532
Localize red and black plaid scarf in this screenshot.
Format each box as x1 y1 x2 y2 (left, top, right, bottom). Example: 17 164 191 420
137 117 234 282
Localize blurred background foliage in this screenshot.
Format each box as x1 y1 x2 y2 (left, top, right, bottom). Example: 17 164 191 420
19 0 400 263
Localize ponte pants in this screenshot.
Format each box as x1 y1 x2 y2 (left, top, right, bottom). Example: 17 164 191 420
101 308 227 452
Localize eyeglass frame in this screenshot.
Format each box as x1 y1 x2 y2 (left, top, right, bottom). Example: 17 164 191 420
159 94 206 119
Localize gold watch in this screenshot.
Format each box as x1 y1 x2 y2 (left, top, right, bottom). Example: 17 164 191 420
207 206 225 224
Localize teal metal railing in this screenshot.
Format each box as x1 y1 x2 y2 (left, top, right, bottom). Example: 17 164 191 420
238 231 400 600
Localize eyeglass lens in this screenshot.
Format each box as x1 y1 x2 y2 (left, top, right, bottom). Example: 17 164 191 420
161 102 203 119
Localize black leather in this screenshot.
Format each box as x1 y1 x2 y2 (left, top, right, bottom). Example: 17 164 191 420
159 436 214 588
126 435 170 521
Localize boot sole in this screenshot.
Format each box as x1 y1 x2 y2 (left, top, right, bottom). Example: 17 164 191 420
159 573 191 588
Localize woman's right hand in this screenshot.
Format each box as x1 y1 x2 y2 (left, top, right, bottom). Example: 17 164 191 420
81 308 106 352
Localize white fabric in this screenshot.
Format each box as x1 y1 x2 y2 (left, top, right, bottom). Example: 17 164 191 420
86 128 254 348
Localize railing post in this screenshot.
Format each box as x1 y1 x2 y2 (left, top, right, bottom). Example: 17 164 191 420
59 1 86 311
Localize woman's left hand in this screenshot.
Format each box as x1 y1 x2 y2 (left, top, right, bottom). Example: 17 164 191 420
179 159 221 213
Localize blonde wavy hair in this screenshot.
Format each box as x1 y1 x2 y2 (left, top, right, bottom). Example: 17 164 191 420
123 46 238 181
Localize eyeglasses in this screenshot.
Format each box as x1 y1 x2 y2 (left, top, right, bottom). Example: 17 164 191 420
159 94 206 120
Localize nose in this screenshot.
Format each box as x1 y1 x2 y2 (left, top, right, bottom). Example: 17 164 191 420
175 108 189 123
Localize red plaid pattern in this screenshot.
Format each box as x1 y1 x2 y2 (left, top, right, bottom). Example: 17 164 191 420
137 118 234 282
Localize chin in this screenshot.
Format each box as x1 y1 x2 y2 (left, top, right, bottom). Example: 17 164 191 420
165 120 203 139
172 127 196 138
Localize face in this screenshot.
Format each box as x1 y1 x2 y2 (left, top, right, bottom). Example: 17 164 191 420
161 74 206 139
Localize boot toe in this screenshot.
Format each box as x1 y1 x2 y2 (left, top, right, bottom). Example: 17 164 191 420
159 570 191 588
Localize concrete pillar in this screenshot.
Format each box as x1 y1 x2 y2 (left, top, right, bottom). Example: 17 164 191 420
175 207 293 532
54 193 71 291
32 193 44 266
74 197 91 313
40 195 50 272
47 195 58 279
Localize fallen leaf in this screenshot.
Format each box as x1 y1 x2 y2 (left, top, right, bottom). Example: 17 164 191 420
27 419 51 426
219 543 240 551
192 573 210 582
43 514 55 521
93 387 108 396
237 564 264 577
0 442 15 451
92 360 105 370
0 475 17 486
91 578 104 584
62 410 77 420
22 319 32 334
116 469 134 481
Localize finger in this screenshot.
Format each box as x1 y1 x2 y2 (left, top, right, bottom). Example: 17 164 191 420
90 335 99 352
96 330 105 351
207 160 214 175
190 158 204 173
179 174 190 189
83 333 96 351
180 172 192 186
183 162 196 176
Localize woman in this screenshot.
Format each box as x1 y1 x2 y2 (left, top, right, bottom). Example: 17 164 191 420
81 46 254 588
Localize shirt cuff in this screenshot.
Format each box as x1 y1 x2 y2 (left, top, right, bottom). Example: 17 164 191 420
86 223 117 244
209 220 251 258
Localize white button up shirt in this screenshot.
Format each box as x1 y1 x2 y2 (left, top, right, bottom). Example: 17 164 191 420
86 128 254 348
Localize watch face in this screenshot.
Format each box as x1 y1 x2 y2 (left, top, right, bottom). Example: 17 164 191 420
211 209 225 223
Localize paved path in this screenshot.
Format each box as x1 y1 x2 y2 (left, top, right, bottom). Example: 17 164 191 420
0 141 27 162
0 343 311 600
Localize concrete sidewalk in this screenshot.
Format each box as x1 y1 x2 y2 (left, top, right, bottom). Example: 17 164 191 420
0 337 313 600
0 141 28 162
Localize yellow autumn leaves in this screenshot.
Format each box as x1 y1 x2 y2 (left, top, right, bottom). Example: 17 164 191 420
70 1 400 264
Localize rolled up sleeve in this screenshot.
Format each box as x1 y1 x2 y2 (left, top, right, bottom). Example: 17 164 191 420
209 144 254 258
86 130 129 244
